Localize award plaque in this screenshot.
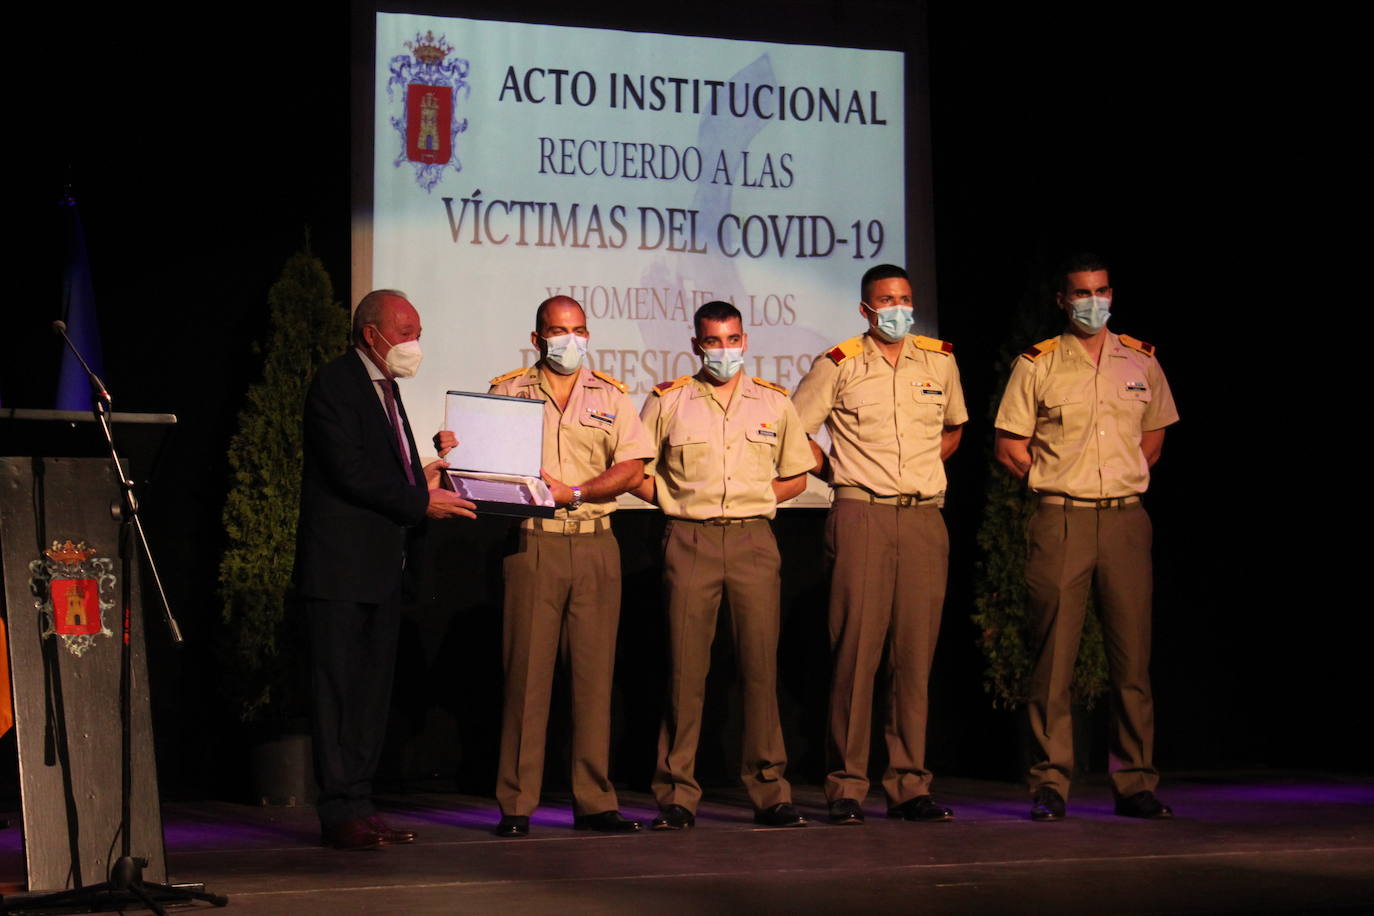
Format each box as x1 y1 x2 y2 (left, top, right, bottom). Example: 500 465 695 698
440 391 556 518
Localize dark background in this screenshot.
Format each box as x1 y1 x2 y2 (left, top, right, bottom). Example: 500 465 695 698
5 2 1342 804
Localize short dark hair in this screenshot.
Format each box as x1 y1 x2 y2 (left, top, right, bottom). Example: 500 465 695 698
693 300 743 338
534 295 583 333
1057 252 1110 291
352 289 409 346
860 264 908 301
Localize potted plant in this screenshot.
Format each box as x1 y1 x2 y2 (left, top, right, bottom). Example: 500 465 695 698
218 240 348 804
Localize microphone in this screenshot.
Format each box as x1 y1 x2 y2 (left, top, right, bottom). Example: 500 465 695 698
53 318 110 405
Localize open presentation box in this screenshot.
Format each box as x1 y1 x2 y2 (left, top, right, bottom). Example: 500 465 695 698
440 390 556 518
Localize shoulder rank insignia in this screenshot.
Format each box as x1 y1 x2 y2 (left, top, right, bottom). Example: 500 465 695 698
652 375 693 396
489 366 528 385
1019 338 1059 361
591 369 629 393
913 335 954 355
752 377 790 396
1118 334 1156 358
825 336 865 365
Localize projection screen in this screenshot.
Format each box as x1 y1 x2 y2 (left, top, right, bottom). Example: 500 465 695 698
354 11 931 504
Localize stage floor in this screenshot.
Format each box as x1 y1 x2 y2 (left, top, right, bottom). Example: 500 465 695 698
3 772 1373 914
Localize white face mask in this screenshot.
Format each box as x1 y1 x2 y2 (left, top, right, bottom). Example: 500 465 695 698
701 347 745 383
371 329 423 378
1067 295 1112 335
542 332 588 375
865 303 915 343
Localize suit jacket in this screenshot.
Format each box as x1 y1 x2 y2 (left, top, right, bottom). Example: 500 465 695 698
294 350 428 604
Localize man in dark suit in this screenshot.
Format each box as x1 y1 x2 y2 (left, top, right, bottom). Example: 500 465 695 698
295 289 475 850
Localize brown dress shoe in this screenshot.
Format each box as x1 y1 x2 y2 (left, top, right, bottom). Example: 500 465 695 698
367 815 417 844
322 818 384 850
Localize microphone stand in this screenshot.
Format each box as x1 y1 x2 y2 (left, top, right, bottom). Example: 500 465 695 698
8 325 226 914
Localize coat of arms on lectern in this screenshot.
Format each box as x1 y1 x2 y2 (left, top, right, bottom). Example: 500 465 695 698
29 539 116 657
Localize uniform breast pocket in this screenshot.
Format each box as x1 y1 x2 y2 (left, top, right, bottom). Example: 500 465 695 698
744 426 779 476
1117 385 1152 406
842 389 888 438
1041 387 1087 441
1115 385 1152 437
667 428 709 482
910 383 948 432
578 412 614 463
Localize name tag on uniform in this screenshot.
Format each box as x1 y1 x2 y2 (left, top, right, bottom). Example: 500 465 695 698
915 380 943 396
755 427 777 438
586 409 616 425
1124 381 1147 392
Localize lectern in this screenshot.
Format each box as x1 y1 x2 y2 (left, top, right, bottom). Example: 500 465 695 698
0 408 174 892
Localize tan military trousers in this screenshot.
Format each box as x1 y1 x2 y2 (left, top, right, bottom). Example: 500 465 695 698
824 498 948 807
496 525 622 817
653 519 792 814
1025 500 1159 800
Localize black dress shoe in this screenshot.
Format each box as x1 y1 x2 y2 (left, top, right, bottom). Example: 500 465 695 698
495 815 530 837
887 796 954 822
754 803 808 828
321 818 384 850
1114 791 1173 819
1030 786 1066 822
828 798 865 825
651 804 695 830
366 815 416 844
573 810 643 832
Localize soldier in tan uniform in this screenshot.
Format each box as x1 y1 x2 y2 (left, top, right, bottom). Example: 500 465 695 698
631 301 815 830
439 296 654 838
994 253 1179 822
792 263 967 826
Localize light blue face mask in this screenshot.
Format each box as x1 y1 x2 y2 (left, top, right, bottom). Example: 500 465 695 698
543 333 588 375
865 304 915 343
1068 296 1112 334
701 346 745 383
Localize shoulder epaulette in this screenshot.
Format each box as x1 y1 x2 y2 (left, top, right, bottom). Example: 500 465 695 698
652 375 693 397
1118 334 1156 358
591 369 629 393
489 366 528 385
914 335 954 355
752 377 790 396
825 336 865 365
1019 338 1060 361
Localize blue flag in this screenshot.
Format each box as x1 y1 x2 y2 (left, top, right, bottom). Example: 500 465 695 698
56 194 106 411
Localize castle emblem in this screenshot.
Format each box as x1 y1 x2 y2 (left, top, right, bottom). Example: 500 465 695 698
387 30 470 192
29 539 116 657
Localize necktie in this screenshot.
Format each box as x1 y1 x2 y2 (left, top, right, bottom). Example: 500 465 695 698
378 379 416 486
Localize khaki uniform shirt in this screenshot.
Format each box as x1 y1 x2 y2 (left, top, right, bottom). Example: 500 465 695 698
490 365 654 521
994 331 1179 499
640 373 815 520
792 333 968 499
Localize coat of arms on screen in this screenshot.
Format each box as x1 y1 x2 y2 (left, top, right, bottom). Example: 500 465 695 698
29 539 115 657
388 30 470 192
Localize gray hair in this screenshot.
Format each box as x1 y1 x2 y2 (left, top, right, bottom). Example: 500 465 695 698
351 289 409 346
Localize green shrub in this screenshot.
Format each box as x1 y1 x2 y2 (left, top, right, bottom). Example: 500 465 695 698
218 242 348 721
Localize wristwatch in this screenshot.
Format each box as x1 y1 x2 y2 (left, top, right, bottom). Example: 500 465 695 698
567 486 583 511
